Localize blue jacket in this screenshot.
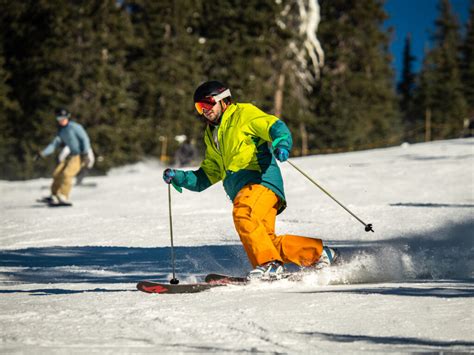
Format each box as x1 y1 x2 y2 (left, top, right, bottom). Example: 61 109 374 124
41 121 91 157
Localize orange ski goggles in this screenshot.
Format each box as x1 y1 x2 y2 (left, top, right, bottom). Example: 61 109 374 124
194 98 217 115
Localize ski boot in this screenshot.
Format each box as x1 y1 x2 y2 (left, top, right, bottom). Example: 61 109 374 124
247 261 285 281
311 246 339 270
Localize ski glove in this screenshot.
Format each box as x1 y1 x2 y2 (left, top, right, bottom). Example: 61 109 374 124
274 147 289 162
58 146 70 163
163 168 176 184
33 152 43 162
81 149 95 169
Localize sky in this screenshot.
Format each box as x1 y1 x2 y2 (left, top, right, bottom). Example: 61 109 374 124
384 0 471 83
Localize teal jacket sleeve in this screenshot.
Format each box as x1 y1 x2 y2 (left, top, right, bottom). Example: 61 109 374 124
269 120 293 151
75 123 91 154
41 136 62 157
173 168 213 192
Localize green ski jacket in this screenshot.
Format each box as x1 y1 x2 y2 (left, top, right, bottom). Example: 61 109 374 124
172 103 293 213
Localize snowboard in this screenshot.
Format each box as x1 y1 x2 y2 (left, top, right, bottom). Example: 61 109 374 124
47 201 73 207
36 197 73 207
136 280 223 294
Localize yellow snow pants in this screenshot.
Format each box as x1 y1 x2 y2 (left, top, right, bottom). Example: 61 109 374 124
51 155 82 199
233 184 324 268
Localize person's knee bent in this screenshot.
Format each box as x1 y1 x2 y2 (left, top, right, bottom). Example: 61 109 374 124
233 206 258 235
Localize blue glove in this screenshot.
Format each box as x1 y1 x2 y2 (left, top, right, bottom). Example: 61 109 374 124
163 168 176 184
274 147 289 162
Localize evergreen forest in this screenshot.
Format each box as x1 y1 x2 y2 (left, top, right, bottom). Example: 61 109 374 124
0 0 472 180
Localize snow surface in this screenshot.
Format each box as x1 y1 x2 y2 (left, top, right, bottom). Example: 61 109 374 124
1 138 473 353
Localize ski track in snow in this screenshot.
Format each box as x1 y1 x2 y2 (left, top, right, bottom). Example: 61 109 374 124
0 138 473 353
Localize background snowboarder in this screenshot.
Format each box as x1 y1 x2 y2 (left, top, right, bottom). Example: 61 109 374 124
163 81 338 280
36 108 93 206
58 145 95 186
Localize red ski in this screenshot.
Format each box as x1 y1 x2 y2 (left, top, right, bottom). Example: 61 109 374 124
136 281 223 294
136 270 313 294
136 274 249 294
204 273 248 284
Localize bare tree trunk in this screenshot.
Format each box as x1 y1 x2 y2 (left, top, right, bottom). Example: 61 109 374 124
159 136 168 162
299 121 309 156
425 108 431 142
274 72 286 117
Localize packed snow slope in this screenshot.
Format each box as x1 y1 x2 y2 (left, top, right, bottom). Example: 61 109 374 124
1 138 473 353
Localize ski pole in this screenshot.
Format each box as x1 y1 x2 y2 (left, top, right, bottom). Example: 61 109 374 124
286 159 374 233
168 184 180 284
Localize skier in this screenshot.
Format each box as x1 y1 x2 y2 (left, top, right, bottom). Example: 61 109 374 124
163 81 338 280
36 108 93 206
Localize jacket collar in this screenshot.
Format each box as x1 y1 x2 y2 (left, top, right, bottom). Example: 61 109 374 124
220 103 237 127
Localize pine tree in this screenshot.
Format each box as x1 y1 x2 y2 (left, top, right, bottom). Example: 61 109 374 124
274 0 325 156
129 1 206 160
1 1 56 178
461 0 474 119
43 1 139 171
413 48 436 142
397 34 417 140
196 0 324 156
1 0 414 178
74 1 138 170
415 0 467 140
2 1 139 177
197 0 287 110
128 0 290 160
313 0 400 151
0 39 21 179
152 1 207 154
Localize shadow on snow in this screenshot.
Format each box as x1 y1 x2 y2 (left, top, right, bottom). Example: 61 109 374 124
0 288 129 295
389 202 474 208
297 331 474 348
295 285 474 298
0 244 250 285
0 219 472 295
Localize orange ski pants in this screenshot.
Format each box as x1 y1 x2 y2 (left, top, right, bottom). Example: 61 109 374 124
232 184 324 268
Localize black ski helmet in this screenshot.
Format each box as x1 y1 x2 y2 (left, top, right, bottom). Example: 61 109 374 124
193 80 231 104
55 108 71 120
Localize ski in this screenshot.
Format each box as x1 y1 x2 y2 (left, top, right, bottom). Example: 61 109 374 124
204 273 248 285
136 281 224 294
205 272 308 283
138 267 336 294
